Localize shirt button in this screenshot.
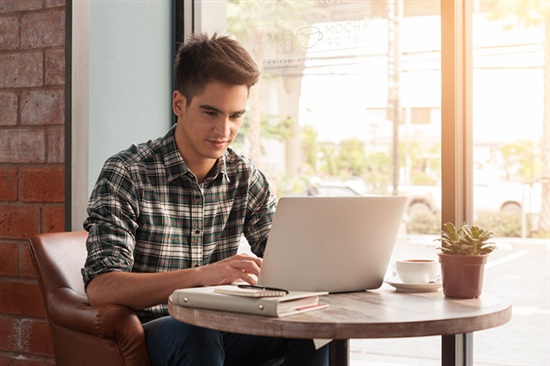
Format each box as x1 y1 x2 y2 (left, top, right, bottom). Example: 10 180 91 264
194 229 201 235
193 263 200 268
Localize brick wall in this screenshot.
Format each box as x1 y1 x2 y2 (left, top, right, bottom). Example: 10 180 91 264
0 0 66 364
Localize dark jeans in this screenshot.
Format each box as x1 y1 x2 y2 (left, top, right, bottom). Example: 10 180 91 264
143 316 329 366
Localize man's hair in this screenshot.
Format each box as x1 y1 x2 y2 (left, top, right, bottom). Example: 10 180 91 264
174 33 260 105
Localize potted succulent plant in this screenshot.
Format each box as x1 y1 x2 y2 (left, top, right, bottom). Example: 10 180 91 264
435 222 497 299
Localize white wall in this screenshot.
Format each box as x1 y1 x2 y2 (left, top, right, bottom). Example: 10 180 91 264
71 0 173 230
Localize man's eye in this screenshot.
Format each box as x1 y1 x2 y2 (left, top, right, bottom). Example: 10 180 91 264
230 114 244 120
205 111 217 117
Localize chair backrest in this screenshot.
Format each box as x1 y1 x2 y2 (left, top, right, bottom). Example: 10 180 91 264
29 231 88 299
28 232 279 366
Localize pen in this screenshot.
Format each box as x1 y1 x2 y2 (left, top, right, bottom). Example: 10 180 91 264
238 284 289 295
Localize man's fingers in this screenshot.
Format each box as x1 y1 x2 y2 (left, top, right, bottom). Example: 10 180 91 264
201 254 264 286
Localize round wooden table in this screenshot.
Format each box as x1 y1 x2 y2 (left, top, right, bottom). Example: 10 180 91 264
168 288 511 366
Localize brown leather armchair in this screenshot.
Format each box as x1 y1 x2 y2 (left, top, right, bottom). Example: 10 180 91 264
29 231 150 366
29 231 285 366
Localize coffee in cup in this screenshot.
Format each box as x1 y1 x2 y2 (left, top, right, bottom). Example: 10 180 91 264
396 259 438 284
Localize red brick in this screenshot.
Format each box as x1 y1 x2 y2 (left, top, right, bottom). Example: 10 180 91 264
0 205 41 240
0 92 18 126
0 166 18 201
0 317 18 352
44 48 65 86
21 89 64 126
20 319 53 356
0 1 43 14
46 126 64 163
20 243 36 279
0 16 19 50
0 128 46 164
43 205 64 233
0 281 44 317
0 52 43 88
0 242 18 277
20 167 64 203
0 318 54 361
20 9 64 49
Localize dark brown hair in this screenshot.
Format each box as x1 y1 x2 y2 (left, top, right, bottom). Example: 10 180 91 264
174 33 260 105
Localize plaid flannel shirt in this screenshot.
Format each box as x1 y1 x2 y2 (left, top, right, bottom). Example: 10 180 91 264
82 124 276 317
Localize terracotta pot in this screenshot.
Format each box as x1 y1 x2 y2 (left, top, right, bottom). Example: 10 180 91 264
438 253 488 299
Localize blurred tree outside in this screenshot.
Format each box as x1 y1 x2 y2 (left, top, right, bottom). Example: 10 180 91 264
301 124 319 175
399 139 441 186
498 141 539 183
365 151 393 194
337 138 368 177
227 0 324 178
318 143 339 177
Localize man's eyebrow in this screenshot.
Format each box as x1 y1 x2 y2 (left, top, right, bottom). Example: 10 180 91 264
199 104 246 115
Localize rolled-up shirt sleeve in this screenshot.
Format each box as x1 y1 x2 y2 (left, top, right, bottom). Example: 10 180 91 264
81 157 140 287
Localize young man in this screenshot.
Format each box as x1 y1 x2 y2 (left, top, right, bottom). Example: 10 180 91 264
82 33 328 365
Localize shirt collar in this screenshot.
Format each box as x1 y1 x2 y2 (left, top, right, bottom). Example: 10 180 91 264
162 124 230 183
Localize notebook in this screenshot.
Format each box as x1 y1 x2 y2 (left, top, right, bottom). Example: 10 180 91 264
257 196 408 293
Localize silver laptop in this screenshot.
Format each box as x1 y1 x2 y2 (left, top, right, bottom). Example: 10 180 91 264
257 196 407 293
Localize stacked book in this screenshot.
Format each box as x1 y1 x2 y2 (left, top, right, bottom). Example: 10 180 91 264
171 285 328 317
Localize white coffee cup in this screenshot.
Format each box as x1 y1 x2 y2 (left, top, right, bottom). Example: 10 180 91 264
396 259 438 284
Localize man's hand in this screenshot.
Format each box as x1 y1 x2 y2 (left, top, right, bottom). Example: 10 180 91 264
197 253 263 286
86 254 263 310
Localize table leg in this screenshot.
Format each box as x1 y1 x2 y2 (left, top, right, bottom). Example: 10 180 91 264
329 339 349 366
442 333 473 366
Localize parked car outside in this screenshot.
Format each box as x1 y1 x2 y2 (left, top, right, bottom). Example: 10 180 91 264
396 183 541 216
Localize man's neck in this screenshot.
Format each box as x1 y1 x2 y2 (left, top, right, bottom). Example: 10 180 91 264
174 133 217 183
190 160 217 184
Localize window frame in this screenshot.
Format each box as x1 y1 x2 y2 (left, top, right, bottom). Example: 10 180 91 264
441 0 474 227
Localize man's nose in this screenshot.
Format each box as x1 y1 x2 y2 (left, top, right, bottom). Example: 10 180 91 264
214 116 231 135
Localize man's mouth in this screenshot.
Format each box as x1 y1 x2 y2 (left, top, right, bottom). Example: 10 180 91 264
208 140 227 148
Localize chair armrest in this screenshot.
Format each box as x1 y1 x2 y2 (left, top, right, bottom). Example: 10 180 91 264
47 287 150 365
47 287 144 339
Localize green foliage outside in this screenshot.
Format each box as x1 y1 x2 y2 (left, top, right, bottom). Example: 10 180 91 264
406 211 440 235
475 211 523 238
497 141 540 183
406 209 550 239
474 210 550 239
364 151 393 195
407 210 547 239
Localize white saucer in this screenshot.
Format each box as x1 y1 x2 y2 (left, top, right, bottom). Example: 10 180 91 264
384 278 442 292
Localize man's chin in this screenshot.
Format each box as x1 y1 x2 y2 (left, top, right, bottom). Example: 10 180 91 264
204 150 226 160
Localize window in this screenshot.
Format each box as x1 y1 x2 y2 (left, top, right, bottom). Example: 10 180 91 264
472 3 549 364
195 0 548 363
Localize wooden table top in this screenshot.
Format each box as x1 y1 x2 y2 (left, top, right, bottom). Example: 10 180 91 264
168 287 512 340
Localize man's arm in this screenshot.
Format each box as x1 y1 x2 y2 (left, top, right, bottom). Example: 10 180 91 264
86 254 262 310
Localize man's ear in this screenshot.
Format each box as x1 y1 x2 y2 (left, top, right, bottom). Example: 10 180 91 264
172 90 187 116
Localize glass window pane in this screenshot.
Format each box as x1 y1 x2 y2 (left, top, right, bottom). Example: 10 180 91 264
227 1 442 234
472 2 549 364
224 1 443 363
201 0 550 363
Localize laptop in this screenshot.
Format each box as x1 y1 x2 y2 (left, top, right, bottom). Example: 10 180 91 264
257 196 407 293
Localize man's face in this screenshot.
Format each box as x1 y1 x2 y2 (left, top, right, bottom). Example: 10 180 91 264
173 81 248 168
